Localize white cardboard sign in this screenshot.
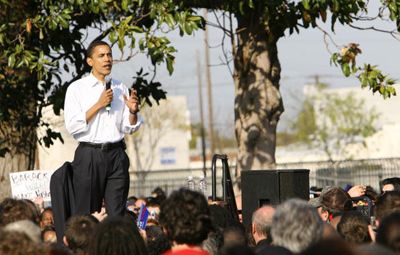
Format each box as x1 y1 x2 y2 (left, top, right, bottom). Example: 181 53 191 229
9 170 54 201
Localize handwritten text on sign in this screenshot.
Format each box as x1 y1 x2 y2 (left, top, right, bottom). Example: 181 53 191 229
9 170 54 201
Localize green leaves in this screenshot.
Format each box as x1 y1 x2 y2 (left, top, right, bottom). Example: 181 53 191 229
331 44 397 99
358 64 396 99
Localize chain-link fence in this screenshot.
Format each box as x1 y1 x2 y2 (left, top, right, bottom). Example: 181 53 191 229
129 158 400 196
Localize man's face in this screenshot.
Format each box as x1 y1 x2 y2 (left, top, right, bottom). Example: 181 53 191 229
382 184 395 193
87 44 112 79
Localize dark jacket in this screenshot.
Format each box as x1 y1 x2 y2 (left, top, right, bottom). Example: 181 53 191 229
50 161 75 244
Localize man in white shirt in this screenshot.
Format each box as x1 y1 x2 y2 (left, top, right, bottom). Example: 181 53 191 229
63 40 142 217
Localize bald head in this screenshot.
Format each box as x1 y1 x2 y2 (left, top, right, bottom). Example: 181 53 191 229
252 205 276 244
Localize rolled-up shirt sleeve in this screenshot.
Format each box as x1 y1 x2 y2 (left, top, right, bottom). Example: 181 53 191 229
64 86 88 136
122 111 143 134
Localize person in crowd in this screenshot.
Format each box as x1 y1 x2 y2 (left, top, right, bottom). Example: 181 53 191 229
365 185 379 203
251 205 291 255
126 196 138 213
319 186 353 228
222 222 247 248
202 231 223 255
0 229 45 255
40 207 54 230
151 187 167 203
133 197 148 216
374 191 400 227
337 210 371 244
88 216 147 255
376 212 400 254
251 205 275 246
41 225 57 243
64 214 99 255
146 197 161 223
380 177 400 193
145 225 171 255
271 199 323 254
159 188 213 255
4 219 42 243
0 198 40 226
63 40 142 217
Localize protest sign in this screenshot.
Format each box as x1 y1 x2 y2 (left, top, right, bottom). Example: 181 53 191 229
9 170 54 201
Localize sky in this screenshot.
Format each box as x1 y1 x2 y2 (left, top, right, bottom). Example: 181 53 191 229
110 3 400 137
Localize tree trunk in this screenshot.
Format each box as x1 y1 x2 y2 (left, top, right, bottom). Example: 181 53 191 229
233 17 284 171
0 101 38 201
0 152 34 201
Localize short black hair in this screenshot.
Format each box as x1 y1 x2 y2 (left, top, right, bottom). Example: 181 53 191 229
381 177 400 192
88 216 147 255
65 214 99 254
86 40 110 58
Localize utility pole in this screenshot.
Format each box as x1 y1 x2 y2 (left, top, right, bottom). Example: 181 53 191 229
204 9 216 156
196 51 207 175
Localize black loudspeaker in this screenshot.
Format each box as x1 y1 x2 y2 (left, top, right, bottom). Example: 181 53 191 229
241 169 309 226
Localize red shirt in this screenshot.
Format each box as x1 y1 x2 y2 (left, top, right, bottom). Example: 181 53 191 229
164 249 209 255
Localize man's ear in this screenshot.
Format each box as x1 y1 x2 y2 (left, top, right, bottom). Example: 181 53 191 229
63 236 69 247
321 210 329 222
251 223 256 235
87 57 93 67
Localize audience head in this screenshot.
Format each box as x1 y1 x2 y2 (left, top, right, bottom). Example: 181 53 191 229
202 230 223 255
146 197 161 222
126 196 137 213
222 222 247 248
251 205 275 244
320 187 353 219
4 219 41 243
40 207 54 230
337 210 371 244
381 177 400 193
365 185 379 202
133 197 147 215
0 229 44 255
159 188 213 246
0 198 40 226
88 216 147 255
145 225 171 255
376 212 400 254
271 199 324 254
64 214 99 255
151 187 166 203
374 191 400 225
41 225 57 243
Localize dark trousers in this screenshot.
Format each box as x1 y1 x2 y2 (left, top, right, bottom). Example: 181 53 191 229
72 142 130 216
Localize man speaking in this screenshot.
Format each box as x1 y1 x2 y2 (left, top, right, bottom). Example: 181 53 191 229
63 40 142 217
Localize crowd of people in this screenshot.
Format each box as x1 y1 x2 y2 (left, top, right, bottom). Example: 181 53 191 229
1 177 400 255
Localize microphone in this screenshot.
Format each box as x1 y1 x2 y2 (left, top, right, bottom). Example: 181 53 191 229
105 78 112 112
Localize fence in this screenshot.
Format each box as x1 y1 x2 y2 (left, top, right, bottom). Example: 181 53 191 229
129 157 400 197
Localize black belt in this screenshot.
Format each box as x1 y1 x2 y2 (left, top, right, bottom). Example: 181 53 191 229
79 140 126 151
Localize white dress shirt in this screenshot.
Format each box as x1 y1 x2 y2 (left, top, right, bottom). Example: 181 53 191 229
64 73 142 143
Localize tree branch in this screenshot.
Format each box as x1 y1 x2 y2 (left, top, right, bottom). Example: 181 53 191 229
174 0 227 10
347 23 400 40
